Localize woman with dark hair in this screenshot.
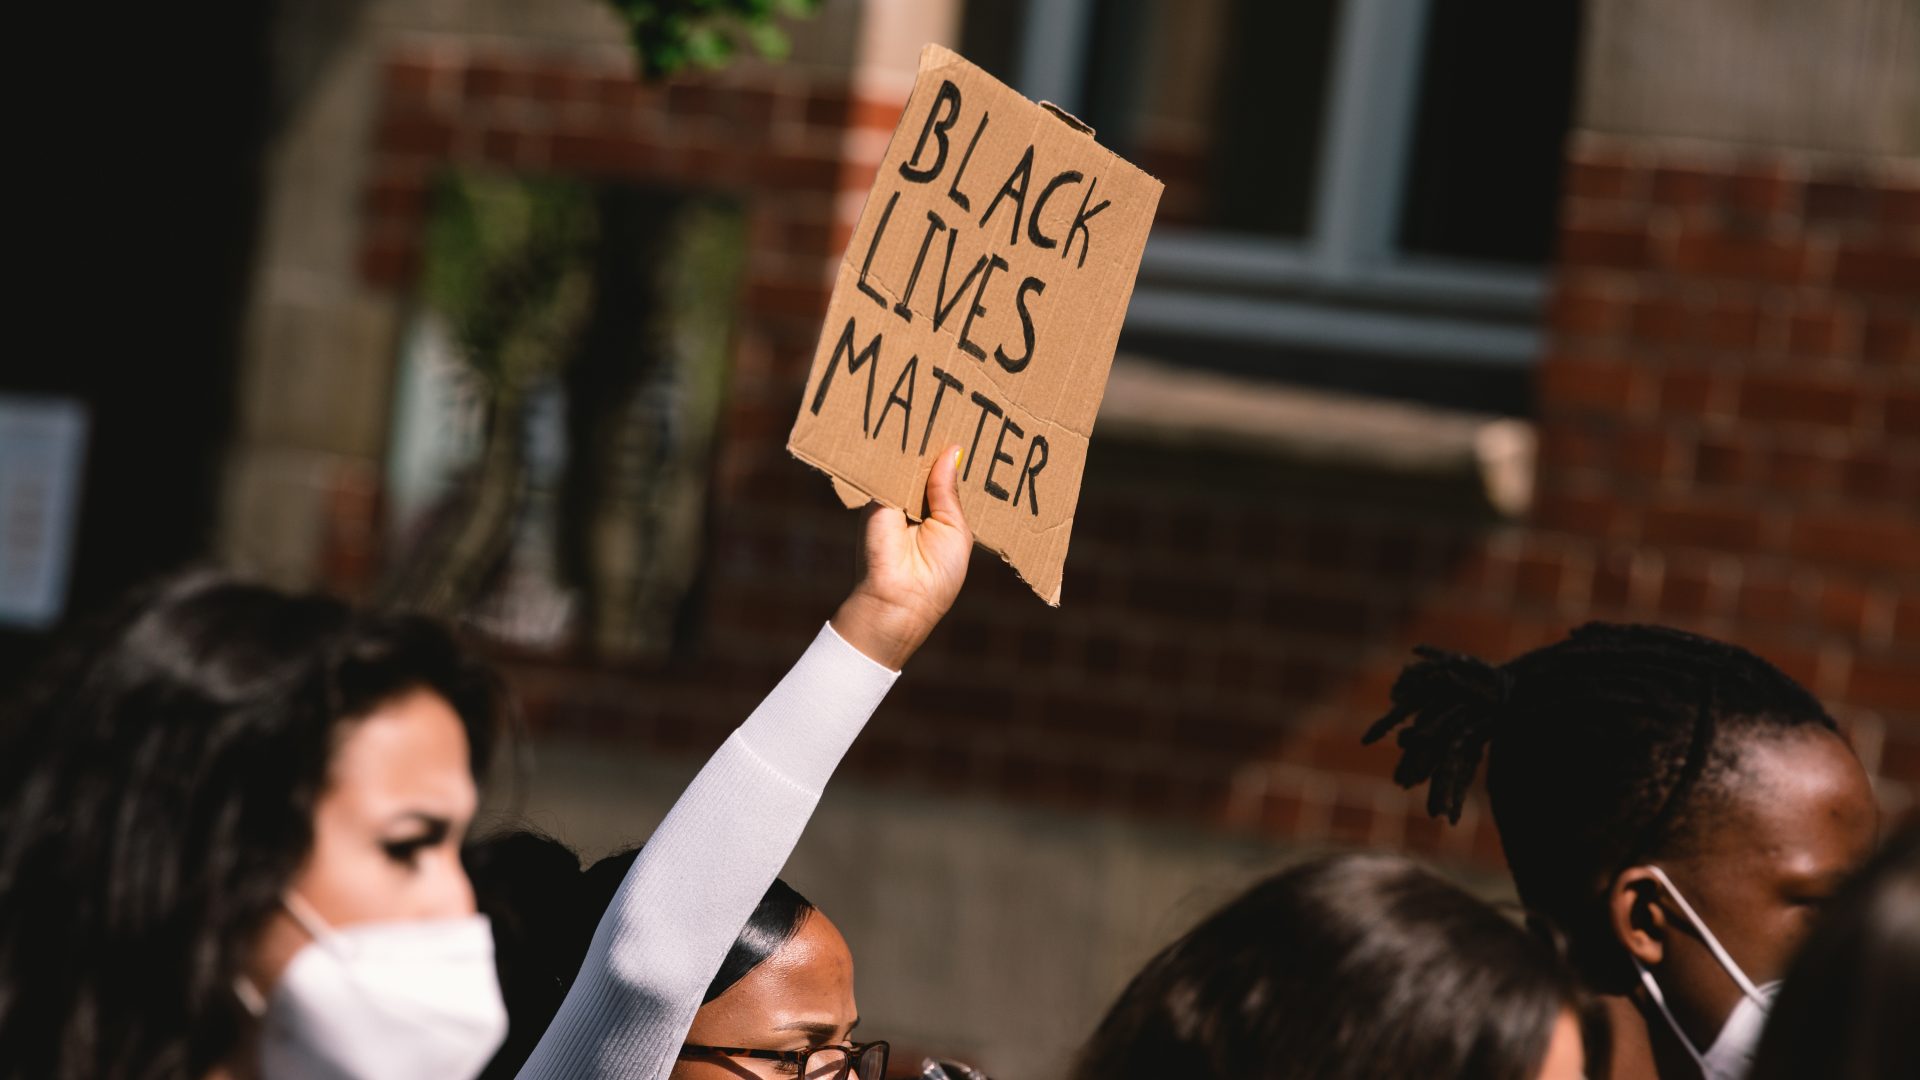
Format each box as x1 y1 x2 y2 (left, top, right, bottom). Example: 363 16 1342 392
1365 623 1880 1079
0 574 509 1079
1749 821 1919 1080
0 447 973 1080
1070 854 1589 1080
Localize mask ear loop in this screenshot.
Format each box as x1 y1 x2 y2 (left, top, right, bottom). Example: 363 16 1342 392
1633 956 1710 1075
1641 866 1766 1003
282 890 352 955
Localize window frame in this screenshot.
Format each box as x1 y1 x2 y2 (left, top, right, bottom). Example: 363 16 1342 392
1013 0 1550 366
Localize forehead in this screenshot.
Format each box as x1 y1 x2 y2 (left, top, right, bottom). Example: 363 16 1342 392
324 687 477 820
696 912 858 1037
1697 728 1877 881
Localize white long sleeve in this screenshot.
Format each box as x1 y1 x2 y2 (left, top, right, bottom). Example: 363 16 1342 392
516 622 897 1079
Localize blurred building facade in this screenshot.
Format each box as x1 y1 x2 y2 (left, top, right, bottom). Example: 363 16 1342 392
17 0 1917 1076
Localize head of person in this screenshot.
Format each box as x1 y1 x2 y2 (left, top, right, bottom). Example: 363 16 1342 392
0 572 505 1079
1367 622 1879 1076
671 874 882 1080
1750 820 1920 1080
1071 854 1587 1080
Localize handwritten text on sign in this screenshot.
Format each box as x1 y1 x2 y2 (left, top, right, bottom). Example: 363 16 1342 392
788 45 1161 604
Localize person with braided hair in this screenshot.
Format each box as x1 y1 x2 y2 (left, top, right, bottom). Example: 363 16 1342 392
1365 623 1879 1080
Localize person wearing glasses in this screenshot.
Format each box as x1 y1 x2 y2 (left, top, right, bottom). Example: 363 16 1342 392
517 447 973 1080
674 878 887 1080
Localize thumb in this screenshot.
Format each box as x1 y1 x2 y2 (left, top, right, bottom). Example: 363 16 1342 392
926 444 966 530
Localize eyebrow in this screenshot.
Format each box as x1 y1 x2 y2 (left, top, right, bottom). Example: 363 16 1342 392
774 1018 858 1042
384 812 451 839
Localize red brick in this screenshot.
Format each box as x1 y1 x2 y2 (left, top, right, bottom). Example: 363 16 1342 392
1642 503 1766 551
1886 388 1920 439
1833 246 1920 296
1785 300 1861 358
1739 374 1861 428
1539 356 1639 411
1847 659 1920 713
1790 515 1920 573
1550 280 1631 338
1590 550 1635 611
1805 178 1878 226
1862 313 1919 366
1658 559 1718 618
1565 159 1637 203
1724 168 1801 219
1658 368 1720 416
1894 596 1920 645
1531 491 1617 536
1650 166 1724 207
1667 228 1812 284
1513 549 1567 604
384 58 445 106
1692 435 1762 488
374 115 455 157
358 237 419 287
1815 581 1876 638
803 88 851 127
849 96 904 131
1767 445 1843 494
759 151 845 193
1615 427 1680 481
1882 184 1920 229
462 58 524 101
1560 223 1653 270
1738 569 1804 625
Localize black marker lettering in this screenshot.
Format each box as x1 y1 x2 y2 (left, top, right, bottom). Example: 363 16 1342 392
964 391 1003 482
1013 434 1047 515
1028 170 1082 249
808 317 883 435
947 112 988 212
893 210 947 324
957 255 1010 362
932 232 990 331
979 145 1034 247
983 415 1025 501
899 80 962 183
994 276 1046 373
872 354 918 452
856 190 899 310
1063 176 1110 268
919 366 965 455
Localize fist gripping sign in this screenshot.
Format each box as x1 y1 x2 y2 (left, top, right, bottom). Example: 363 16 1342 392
788 45 1162 605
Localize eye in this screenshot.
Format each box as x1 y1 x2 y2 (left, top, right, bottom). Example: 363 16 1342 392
382 836 434 866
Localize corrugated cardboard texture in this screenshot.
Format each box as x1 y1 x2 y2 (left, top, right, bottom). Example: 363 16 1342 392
788 44 1163 605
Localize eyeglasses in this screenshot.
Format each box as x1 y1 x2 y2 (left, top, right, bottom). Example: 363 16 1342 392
679 1040 889 1080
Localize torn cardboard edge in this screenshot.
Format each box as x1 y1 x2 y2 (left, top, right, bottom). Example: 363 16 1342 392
785 43 1161 608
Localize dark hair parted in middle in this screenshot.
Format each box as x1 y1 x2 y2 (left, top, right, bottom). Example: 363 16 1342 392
1364 621 1840 987
1071 854 1582 1080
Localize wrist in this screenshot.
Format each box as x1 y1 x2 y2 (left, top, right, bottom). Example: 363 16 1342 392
830 589 928 671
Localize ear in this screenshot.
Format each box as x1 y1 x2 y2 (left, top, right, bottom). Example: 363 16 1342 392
1608 866 1672 968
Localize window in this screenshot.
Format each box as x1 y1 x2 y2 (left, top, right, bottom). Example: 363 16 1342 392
961 0 1581 413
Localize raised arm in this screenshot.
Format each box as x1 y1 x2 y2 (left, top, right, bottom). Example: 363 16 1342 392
517 448 972 1079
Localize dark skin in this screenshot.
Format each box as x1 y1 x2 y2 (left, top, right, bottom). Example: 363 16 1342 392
1602 727 1878 1079
672 911 863 1080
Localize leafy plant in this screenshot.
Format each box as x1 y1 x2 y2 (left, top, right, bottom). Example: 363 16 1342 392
602 0 823 78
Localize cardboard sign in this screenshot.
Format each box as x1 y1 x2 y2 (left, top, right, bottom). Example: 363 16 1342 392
788 45 1162 605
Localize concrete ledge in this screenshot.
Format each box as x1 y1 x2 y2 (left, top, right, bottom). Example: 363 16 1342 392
1096 356 1537 518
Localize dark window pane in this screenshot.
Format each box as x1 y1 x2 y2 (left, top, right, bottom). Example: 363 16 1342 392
1079 0 1339 238
1396 0 1581 264
957 0 1028 88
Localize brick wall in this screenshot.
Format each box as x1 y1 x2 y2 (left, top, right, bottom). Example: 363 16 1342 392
360 50 1920 873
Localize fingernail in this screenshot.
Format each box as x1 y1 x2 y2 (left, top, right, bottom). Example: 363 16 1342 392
953 448 963 470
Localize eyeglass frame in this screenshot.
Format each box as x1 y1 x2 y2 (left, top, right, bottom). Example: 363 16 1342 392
677 1039 890 1079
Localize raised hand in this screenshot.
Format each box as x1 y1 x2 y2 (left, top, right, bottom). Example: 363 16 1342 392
830 445 973 670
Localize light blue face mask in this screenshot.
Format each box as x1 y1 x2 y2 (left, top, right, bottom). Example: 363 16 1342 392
1630 866 1780 1080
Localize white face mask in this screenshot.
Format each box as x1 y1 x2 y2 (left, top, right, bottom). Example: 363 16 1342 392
239 892 509 1080
1631 866 1780 1080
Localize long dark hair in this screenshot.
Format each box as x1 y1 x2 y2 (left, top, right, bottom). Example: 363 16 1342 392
0 572 502 1079
1071 854 1581 1080
1364 622 1840 988
1750 821 1920 1080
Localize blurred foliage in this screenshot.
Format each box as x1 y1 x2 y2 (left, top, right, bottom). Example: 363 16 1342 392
423 175 598 391
602 0 823 78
